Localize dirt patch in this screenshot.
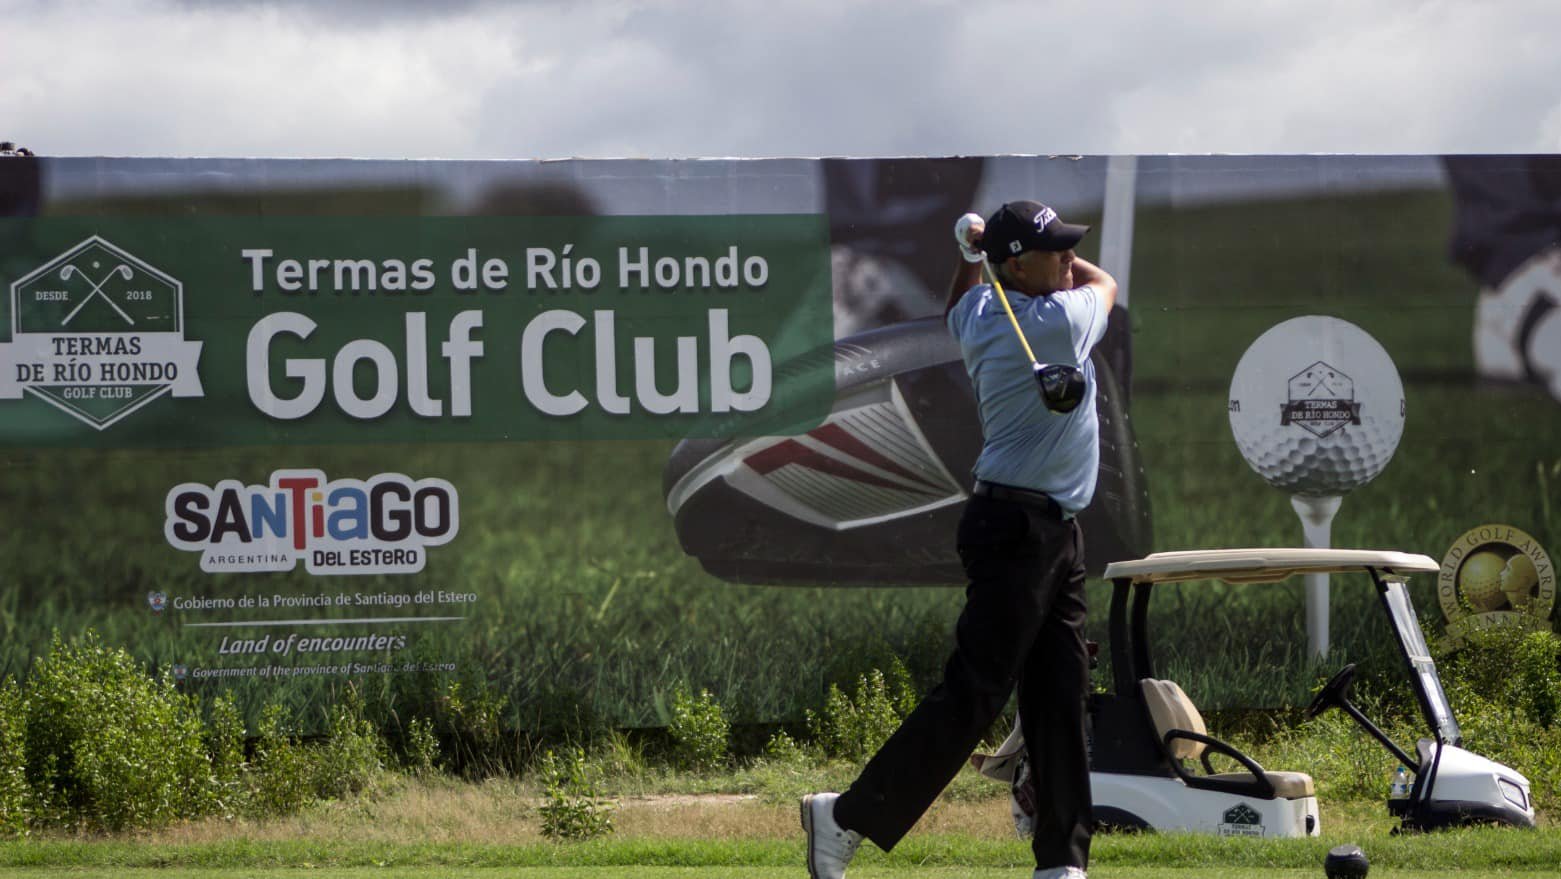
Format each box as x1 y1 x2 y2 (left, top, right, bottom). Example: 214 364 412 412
617 793 759 810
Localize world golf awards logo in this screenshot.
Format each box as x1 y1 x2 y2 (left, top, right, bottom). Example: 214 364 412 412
1438 525 1555 642
1218 802 1264 837
0 236 203 429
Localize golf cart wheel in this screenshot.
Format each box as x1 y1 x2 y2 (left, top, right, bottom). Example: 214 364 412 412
1093 806 1152 833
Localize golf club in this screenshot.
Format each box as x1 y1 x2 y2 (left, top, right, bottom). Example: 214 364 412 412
60 264 136 326
962 214 1085 413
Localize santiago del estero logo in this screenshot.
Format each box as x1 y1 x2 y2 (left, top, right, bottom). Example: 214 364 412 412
0 235 203 429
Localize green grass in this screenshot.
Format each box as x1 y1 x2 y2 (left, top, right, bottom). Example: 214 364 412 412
7 872 1561 879
4 829 1561 874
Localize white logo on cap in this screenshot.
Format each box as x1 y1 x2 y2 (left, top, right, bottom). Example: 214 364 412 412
1034 207 1058 228
1009 241 1023 254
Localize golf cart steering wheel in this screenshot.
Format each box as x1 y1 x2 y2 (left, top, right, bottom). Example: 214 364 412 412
1305 663 1357 719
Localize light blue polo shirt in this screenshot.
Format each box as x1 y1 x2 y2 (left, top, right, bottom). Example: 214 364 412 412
945 282 1109 515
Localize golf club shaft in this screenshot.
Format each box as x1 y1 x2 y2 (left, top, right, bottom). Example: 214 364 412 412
979 257 1039 365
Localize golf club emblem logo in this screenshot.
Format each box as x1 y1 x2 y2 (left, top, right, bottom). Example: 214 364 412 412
0 235 204 429
1217 803 1264 837
147 591 167 615
1279 361 1361 439
1437 525 1555 643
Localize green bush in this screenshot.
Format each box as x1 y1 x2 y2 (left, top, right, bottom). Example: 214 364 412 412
403 716 440 775
311 685 384 800
246 691 385 819
1435 623 1561 814
22 631 212 831
805 660 917 760
537 746 614 841
761 729 807 766
0 677 28 837
249 702 314 818
205 694 248 819
668 685 730 772
1439 623 1561 728
435 680 510 777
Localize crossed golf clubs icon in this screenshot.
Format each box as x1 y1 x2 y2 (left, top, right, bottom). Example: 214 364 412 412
59 263 136 326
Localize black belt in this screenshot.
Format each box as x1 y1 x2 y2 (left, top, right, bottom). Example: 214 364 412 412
972 481 1066 519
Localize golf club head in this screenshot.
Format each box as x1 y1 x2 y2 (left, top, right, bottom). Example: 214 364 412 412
662 316 1152 585
1034 362 1086 413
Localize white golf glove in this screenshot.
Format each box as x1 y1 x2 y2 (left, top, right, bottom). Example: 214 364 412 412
954 212 986 264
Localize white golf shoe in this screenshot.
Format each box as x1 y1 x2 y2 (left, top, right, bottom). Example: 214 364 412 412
1033 867 1087 879
1474 247 1561 402
801 792 861 879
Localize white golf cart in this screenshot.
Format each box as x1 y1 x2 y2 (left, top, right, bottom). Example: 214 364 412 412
974 548 1537 837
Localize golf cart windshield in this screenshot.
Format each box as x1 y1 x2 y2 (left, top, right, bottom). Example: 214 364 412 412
1379 577 1461 745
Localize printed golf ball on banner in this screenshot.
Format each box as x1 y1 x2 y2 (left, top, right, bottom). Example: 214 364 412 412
1228 316 1405 496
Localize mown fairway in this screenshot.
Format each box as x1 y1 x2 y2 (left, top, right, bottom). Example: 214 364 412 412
5 829 1561 878
4 775 1559 877
9 870 1561 879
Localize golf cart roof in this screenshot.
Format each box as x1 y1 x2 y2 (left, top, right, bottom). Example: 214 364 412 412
1103 548 1439 585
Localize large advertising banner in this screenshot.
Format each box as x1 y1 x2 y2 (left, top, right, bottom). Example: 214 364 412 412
0 155 1555 729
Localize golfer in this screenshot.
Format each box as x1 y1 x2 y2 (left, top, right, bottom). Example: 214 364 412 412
803 200 1116 879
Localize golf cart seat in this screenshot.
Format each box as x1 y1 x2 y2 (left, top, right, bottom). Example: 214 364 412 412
1141 678 1315 800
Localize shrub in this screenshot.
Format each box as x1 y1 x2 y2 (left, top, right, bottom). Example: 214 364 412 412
22 631 211 831
249 702 314 818
436 680 510 777
246 690 386 818
537 746 614 841
0 677 28 837
1432 623 1561 815
403 716 440 776
1439 624 1561 728
761 729 807 766
668 685 730 772
205 694 248 819
806 660 917 761
311 685 384 800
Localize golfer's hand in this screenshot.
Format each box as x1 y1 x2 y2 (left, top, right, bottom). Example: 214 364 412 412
954 213 985 264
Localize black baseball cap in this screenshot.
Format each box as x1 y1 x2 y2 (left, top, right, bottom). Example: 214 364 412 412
981 200 1090 262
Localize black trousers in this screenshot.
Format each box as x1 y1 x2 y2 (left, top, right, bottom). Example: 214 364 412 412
834 493 1092 870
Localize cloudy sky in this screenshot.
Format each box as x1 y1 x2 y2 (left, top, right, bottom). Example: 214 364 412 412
3 0 1560 159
